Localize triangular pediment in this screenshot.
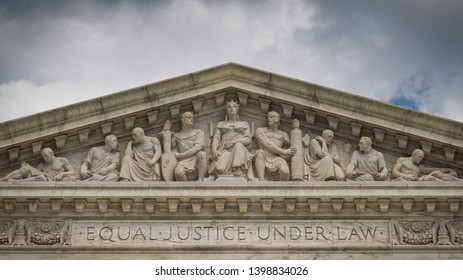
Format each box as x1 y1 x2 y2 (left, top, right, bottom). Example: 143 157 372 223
0 62 462 176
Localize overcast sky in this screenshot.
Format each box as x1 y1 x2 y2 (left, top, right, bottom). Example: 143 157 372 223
1 0 462 123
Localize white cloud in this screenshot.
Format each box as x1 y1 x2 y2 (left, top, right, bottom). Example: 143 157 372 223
0 0 462 123
0 79 111 121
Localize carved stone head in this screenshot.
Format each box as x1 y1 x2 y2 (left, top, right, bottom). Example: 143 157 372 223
105 135 118 151
322 129 334 145
132 127 145 143
267 111 280 127
411 149 425 164
181 112 194 129
225 100 240 120
41 148 54 163
359 136 372 152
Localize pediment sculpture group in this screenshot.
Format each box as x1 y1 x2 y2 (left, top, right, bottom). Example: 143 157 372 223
1 100 460 183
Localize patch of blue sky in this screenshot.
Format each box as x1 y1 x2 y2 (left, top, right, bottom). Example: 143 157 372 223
388 95 419 110
387 72 432 111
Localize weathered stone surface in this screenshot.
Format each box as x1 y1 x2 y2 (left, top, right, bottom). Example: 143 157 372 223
0 63 462 259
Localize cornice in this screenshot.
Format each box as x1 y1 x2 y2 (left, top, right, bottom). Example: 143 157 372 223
1 181 462 216
1 63 462 151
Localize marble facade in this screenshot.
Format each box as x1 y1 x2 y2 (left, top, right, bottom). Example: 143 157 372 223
0 63 462 259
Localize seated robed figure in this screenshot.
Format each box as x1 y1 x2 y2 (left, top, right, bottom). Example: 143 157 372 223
80 135 120 182
119 127 162 181
209 100 252 179
254 111 296 181
303 129 345 181
346 136 388 181
161 112 207 181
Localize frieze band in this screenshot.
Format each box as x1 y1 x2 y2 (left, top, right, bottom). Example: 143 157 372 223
2 219 463 247
1 100 460 183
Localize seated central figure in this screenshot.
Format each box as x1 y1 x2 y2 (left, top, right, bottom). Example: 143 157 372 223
210 100 252 178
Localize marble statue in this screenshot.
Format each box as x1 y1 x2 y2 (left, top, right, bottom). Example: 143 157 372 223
80 135 120 181
254 111 296 181
162 112 207 181
303 129 345 181
392 149 460 181
119 127 162 181
210 100 252 178
1 148 75 181
345 136 388 181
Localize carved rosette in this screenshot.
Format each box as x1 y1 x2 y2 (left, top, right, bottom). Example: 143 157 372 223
446 222 463 245
0 222 18 245
25 221 70 245
394 221 438 245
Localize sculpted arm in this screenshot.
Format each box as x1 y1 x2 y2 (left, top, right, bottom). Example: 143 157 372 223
311 138 328 159
345 152 358 179
233 124 252 146
392 158 416 180
80 148 93 179
175 132 205 161
256 129 293 157
124 141 134 157
255 128 282 153
391 160 404 179
99 159 119 176
376 152 389 180
148 138 162 167
331 145 341 165
54 158 75 181
211 127 221 160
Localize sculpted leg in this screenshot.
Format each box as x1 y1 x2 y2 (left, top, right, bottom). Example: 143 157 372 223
174 165 187 181
153 163 161 181
279 164 290 181
215 151 230 175
119 155 132 181
197 151 207 181
254 152 265 181
231 142 247 172
1 169 24 181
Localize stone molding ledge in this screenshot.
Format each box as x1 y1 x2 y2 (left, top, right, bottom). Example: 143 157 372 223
1 181 462 215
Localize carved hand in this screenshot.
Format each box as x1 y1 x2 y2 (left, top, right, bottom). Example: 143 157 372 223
374 172 387 181
223 142 234 150
80 170 92 179
54 173 64 181
99 167 109 176
211 149 218 161
403 174 417 181
147 160 156 167
346 171 356 179
283 146 297 156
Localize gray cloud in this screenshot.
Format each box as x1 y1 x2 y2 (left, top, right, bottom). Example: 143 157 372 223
1 0 462 122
